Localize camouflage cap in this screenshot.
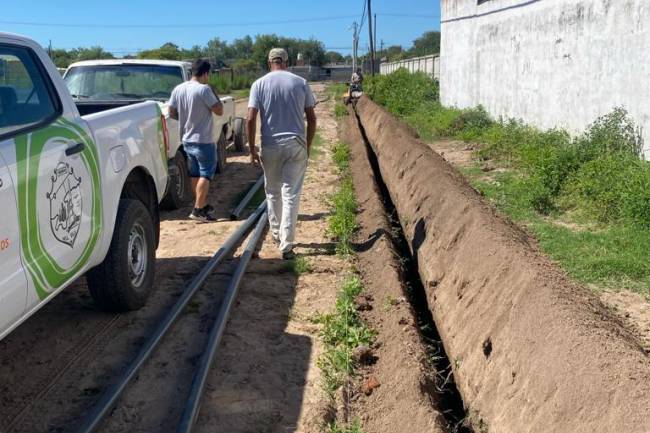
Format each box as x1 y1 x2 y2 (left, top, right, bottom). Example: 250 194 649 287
268 48 289 62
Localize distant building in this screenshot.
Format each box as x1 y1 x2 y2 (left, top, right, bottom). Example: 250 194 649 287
296 53 306 67
321 65 354 82
440 0 650 155
288 66 321 81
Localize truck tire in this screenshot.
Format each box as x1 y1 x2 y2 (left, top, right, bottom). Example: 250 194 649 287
161 152 191 210
232 117 247 152
87 199 156 312
215 132 228 174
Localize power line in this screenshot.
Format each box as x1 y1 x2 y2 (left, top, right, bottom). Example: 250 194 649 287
1 12 436 30
0 15 360 29
359 0 368 30
378 13 441 18
367 0 375 75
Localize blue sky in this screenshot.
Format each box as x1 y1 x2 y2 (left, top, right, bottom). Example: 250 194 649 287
1 0 441 56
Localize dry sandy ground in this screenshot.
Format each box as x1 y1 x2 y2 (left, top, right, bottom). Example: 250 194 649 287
429 139 650 352
0 84 347 433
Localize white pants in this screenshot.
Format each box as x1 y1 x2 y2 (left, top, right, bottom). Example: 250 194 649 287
260 139 308 253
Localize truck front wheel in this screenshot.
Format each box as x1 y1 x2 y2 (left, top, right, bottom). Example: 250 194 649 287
161 152 190 210
87 199 156 311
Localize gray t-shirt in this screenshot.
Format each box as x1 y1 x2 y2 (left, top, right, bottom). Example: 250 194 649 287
248 71 316 146
169 80 220 143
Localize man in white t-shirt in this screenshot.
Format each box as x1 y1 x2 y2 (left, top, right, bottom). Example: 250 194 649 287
169 59 223 222
247 48 317 259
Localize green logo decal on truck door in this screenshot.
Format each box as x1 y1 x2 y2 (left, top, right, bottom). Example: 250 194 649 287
15 117 103 300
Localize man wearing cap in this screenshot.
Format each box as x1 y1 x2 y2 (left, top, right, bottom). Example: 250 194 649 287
247 48 317 260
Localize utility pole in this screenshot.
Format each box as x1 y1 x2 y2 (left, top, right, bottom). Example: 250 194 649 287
351 21 359 72
48 39 52 58
367 0 375 76
374 13 377 61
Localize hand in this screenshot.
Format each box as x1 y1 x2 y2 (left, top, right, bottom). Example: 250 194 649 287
250 149 261 166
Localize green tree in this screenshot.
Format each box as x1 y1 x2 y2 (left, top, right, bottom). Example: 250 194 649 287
183 45 206 60
383 45 405 61
287 37 326 66
231 36 254 59
251 34 281 68
232 58 258 72
205 38 231 62
138 42 183 60
325 51 345 64
406 31 440 57
49 49 74 68
73 46 115 61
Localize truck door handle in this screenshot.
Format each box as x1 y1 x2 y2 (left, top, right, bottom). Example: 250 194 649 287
65 142 85 156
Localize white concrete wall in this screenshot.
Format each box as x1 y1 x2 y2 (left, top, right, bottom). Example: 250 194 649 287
380 55 441 80
440 0 650 155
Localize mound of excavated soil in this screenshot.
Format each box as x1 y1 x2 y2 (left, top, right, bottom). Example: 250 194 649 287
354 96 650 433
341 109 446 433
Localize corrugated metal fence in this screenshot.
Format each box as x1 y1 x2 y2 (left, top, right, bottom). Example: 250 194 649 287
380 54 440 80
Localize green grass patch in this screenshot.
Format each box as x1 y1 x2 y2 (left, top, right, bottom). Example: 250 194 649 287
327 82 348 100
328 178 357 256
334 102 348 118
327 141 357 256
285 256 312 276
368 68 650 297
332 141 351 173
465 164 650 298
315 131 371 433
315 276 375 396
327 419 364 433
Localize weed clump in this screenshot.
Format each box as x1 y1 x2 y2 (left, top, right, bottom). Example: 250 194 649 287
328 142 357 255
366 69 439 117
334 102 348 118
315 276 375 396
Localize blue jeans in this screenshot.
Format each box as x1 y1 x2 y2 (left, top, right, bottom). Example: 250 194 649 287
183 142 217 180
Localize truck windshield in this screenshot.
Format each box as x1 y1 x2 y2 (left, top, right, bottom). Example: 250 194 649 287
64 64 184 101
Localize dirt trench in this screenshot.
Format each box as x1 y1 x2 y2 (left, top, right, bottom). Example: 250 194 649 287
351 96 650 433
338 107 448 433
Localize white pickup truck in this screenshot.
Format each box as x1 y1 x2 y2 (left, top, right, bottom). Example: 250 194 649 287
0 33 170 340
63 60 247 209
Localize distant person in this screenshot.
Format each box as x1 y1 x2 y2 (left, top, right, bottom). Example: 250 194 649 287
247 48 317 260
351 68 364 86
169 59 224 223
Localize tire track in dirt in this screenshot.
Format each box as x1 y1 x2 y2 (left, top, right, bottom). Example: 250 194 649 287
2 311 122 433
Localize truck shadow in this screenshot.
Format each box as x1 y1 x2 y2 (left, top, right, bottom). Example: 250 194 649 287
192 256 309 433
0 252 309 433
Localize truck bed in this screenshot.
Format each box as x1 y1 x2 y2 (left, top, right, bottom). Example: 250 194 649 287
75 100 142 117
